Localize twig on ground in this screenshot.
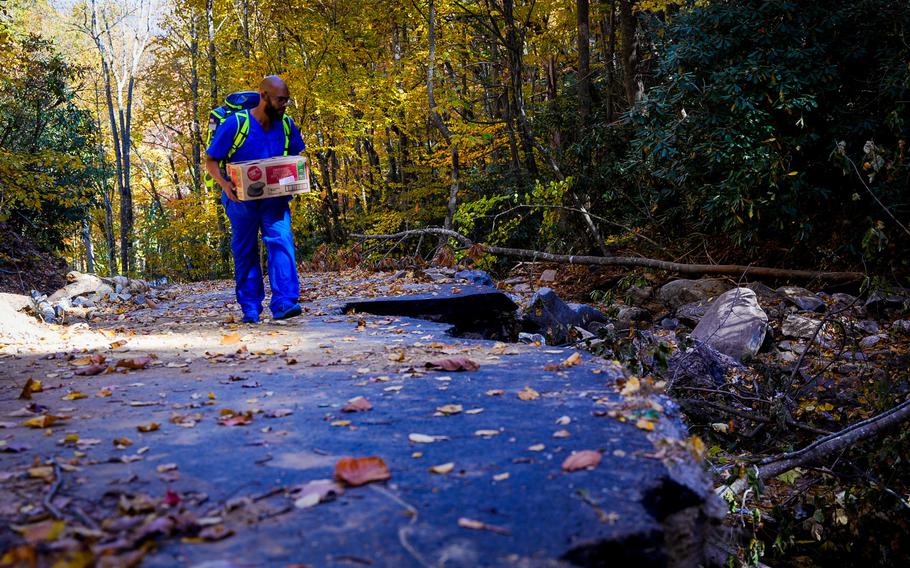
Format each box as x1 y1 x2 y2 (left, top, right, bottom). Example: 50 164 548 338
44 463 64 519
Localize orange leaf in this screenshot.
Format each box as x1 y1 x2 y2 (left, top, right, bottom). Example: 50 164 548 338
342 396 373 413
74 364 107 376
561 450 602 472
426 357 480 372
115 357 152 370
334 456 391 487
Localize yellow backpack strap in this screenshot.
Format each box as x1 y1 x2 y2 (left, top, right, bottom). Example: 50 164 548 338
282 115 292 156
227 110 251 160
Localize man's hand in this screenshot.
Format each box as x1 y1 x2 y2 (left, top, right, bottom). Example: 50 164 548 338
220 179 240 203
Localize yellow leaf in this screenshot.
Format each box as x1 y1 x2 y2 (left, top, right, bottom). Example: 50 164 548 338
620 377 641 396
62 391 87 401
518 386 540 401
636 418 655 431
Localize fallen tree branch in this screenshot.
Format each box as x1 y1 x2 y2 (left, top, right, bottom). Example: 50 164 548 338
350 229 865 282
719 398 910 497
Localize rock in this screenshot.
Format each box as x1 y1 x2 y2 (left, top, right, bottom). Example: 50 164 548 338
0 292 31 312
859 334 887 349
744 281 778 304
539 269 557 283
660 317 679 330
690 288 768 361
892 320 910 333
865 288 910 315
776 286 826 312
47 271 114 303
777 350 799 364
658 278 732 310
70 295 94 308
454 270 494 287
522 288 608 344
856 320 880 335
614 305 651 328
668 341 747 388
518 332 545 344
624 285 654 306
0 294 47 342
781 314 825 340
126 278 150 294
675 299 713 326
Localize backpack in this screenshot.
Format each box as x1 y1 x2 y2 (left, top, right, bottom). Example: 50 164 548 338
204 91 295 191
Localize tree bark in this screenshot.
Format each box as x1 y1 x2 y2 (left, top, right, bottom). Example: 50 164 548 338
619 0 639 106
189 13 202 193
576 0 592 122
82 218 95 274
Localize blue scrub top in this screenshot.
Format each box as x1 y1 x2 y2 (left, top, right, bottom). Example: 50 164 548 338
206 112 305 162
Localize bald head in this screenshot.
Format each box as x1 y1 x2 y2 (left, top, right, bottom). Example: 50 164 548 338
258 75 291 121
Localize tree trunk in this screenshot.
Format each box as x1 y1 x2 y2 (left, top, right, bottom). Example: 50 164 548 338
82 217 95 274
576 0 592 122
619 0 638 106
119 76 135 274
502 0 537 175
428 0 461 242
189 14 202 193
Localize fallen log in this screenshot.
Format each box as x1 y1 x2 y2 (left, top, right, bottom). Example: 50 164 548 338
719 398 910 498
350 228 865 283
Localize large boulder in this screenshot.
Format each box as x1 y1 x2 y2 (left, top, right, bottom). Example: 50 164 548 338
658 279 731 310
522 287 608 344
690 287 768 361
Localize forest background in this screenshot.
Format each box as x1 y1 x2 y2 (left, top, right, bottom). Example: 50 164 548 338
1 0 909 565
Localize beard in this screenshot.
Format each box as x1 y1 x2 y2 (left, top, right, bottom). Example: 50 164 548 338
265 104 283 121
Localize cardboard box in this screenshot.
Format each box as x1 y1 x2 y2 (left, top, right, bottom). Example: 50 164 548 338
226 155 311 201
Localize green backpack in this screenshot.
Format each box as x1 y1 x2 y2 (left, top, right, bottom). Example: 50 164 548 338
204 91 294 191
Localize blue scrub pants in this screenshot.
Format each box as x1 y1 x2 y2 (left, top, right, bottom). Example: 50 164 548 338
222 194 300 317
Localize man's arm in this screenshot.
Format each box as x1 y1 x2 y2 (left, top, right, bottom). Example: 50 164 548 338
204 155 240 203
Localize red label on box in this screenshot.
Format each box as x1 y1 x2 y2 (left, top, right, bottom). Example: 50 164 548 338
248 166 263 181
266 164 298 184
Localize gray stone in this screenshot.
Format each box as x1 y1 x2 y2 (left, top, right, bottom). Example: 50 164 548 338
539 269 557 283
624 285 653 306
669 341 747 388
615 305 651 328
523 288 608 344
454 270 494 287
691 288 768 361
781 314 825 340
859 334 886 349
892 320 910 333
676 299 713 326
660 317 679 330
776 286 826 312
865 288 910 313
744 281 778 304
778 350 799 364
856 320 880 335
658 278 732 310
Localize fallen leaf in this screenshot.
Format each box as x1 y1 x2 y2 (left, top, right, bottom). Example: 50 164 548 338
474 429 500 437
493 472 510 481
19 379 42 400
342 396 373 413
562 450 602 472
292 479 344 508
137 422 160 433
62 391 87 401
436 404 463 415
74 364 107 376
219 413 252 426
620 377 641 396
553 430 571 438
334 456 391 487
109 340 128 349
116 357 152 370
71 354 105 366
409 433 447 443
164 489 181 507
28 466 55 482
198 525 234 541
12 520 65 544
113 437 133 447
426 357 480 372
156 463 178 473
636 418 655 431
562 352 582 367
430 462 455 474
22 415 65 428
221 333 242 345
518 386 540 401
331 420 351 427
528 444 545 452
485 389 504 396
465 408 484 415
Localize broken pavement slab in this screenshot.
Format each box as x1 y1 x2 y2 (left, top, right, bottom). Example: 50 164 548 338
0 270 720 567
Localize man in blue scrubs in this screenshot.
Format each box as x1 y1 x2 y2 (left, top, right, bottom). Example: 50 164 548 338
204 76 305 323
